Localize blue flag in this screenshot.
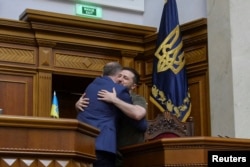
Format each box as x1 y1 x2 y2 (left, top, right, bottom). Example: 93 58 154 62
150 0 191 122
50 91 59 118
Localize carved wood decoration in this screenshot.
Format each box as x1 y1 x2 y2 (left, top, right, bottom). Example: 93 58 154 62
145 112 194 141
0 9 209 136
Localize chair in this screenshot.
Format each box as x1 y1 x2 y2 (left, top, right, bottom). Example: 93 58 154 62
144 111 194 141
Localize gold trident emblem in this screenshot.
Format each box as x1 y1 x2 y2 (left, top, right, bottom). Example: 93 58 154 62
154 25 185 74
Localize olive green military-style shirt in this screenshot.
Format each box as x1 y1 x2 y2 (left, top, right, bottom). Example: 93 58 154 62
117 93 147 147
116 93 147 167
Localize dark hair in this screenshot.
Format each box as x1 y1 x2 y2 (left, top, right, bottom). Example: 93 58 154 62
103 62 122 76
122 67 140 85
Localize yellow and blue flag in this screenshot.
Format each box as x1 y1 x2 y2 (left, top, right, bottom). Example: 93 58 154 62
50 91 59 118
150 0 191 122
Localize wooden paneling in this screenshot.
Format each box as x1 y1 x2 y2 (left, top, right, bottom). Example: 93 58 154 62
189 74 210 136
0 115 99 167
36 72 52 117
183 19 209 136
0 72 34 116
52 49 121 77
121 136 250 166
0 9 209 135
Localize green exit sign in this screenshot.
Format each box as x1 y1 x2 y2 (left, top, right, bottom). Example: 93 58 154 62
75 4 102 19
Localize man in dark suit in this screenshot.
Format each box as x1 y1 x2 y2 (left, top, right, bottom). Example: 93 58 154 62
97 67 148 166
76 62 132 167
76 67 148 167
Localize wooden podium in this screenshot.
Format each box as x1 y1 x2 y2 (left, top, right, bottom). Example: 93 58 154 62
0 115 99 167
121 136 250 167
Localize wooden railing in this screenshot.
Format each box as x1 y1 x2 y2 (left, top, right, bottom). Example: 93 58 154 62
121 136 250 166
0 115 99 167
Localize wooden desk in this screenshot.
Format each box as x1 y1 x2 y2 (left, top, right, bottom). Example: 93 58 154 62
121 136 250 167
0 115 99 167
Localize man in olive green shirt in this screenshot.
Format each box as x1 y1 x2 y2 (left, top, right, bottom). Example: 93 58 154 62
117 92 147 148
114 92 147 167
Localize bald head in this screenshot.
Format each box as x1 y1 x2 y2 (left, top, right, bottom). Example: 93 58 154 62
102 62 122 76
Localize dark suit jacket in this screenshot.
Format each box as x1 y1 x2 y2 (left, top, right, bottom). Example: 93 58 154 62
77 76 132 154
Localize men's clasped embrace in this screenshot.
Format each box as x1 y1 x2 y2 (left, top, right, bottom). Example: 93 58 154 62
76 62 147 167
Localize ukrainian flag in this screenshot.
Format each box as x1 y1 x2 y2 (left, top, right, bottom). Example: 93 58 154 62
150 0 191 122
50 91 59 118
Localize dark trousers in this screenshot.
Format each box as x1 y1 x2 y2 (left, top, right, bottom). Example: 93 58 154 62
115 151 124 167
93 150 116 167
